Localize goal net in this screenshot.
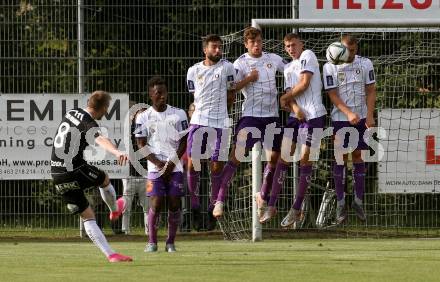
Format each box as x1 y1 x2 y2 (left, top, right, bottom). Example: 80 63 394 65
218 20 440 240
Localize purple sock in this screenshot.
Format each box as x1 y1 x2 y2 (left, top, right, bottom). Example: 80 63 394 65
208 172 223 211
292 165 312 210
216 161 238 203
268 162 289 207
187 171 200 209
353 162 366 201
166 209 181 244
333 163 345 202
260 164 275 202
147 208 160 244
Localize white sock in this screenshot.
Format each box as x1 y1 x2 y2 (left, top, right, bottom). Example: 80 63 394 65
83 219 115 257
99 183 117 212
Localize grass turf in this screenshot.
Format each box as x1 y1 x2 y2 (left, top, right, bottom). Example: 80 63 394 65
1 239 440 282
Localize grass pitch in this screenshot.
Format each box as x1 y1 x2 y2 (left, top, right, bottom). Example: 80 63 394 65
1 238 440 282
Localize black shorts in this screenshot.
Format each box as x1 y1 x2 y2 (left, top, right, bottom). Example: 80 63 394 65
51 164 106 214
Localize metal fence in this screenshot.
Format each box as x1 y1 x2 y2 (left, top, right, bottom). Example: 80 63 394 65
0 0 292 234
1 1 440 239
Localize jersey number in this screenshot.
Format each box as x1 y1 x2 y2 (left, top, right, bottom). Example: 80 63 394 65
54 122 70 148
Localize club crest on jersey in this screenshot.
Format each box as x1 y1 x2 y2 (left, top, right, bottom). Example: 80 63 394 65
338 72 346 84
266 63 272 69
213 73 220 80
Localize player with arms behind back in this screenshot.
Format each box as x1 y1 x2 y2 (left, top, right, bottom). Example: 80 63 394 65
322 34 376 224
51 91 132 262
136 77 188 252
186 34 236 229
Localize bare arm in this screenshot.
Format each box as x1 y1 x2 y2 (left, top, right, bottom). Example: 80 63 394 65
163 134 188 172
136 137 165 169
327 89 360 125
280 72 312 118
284 72 312 99
289 100 305 121
95 135 127 165
234 69 258 91
227 89 236 109
365 83 376 128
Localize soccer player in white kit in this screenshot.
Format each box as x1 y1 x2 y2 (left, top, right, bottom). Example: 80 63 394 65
186 34 236 228
322 34 376 224
136 77 188 252
259 33 327 225
214 27 286 218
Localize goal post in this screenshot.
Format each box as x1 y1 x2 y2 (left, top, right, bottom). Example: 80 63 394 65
251 19 440 29
219 18 440 241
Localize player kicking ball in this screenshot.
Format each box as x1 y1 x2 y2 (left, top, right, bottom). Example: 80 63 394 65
263 33 327 226
51 91 132 262
135 77 188 252
323 34 376 224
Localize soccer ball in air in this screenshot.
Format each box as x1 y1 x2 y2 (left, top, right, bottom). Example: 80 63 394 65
326 42 349 65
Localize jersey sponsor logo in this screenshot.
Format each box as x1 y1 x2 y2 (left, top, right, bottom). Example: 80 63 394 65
326 75 334 86
55 181 80 194
301 59 307 69
369 70 375 81
88 171 98 179
187 80 195 91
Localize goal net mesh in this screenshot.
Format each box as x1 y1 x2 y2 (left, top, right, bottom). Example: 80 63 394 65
217 26 440 240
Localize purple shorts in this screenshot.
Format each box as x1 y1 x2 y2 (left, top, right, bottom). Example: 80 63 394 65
332 119 369 150
146 172 184 197
233 116 282 152
186 124 227 161
284 115 326 147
